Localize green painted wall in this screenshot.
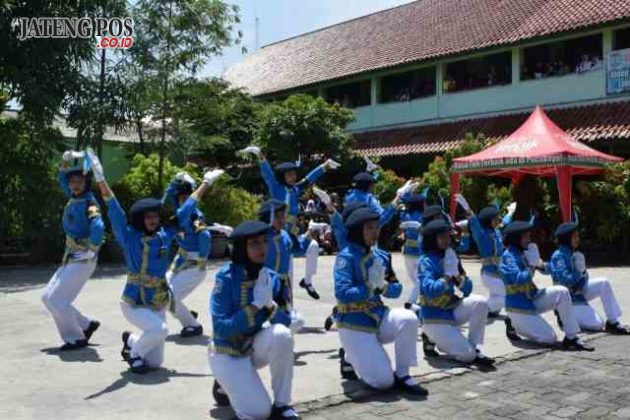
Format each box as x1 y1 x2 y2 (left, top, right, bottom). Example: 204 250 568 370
62 139 133 184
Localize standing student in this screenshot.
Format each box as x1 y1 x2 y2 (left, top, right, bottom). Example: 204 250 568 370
241 145 340 300
41 150 104 350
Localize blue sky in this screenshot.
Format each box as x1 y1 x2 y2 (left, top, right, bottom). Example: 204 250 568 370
202 0 415 78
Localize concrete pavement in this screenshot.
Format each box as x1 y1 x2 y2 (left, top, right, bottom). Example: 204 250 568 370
1 255 628 419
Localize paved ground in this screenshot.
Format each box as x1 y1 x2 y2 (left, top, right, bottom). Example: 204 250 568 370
305 334 630 420
0 255 628 419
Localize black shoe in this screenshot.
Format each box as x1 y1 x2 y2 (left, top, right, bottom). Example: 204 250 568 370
190 310 199 320
474 350 496 366
562 336 595 352
605 321 630 335
487 311 500 319
339 348 358 380
554 310 564 329
505 318 522 341
212 380 230 407
324 315 334 331
422 333 439 357
180 325 203 338
270 404 299 419
127 356 149 374
121 331 131 361
59 339 88 351
394 375 429 396
83 320 100 341
299 278 320 300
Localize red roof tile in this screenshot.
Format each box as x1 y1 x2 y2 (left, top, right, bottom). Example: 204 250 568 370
353 101 630 156
225 0 630 96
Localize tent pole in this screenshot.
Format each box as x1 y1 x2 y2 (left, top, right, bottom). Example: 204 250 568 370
555 165 573 222
449 172 461 220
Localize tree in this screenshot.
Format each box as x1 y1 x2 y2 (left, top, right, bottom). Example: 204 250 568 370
129 0 243 190
170 77 258 166
254 94 356 165
0 0 123 124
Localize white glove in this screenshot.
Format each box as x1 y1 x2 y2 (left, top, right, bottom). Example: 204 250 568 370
524 243 542 267
312 187 331 206
324 159 341 170
203 169 224 186
208 223 233 236
399 221 421 230
63 150 85 161
308 220 328 233
444 247 460 277
240 145 262 157
573 251 586 274
175 171 196 186
506 202 517 217
396 180 420 197
86 148 104 182
455 193 471 213
367 258 387 291
252 268 272 309
364 156 379 172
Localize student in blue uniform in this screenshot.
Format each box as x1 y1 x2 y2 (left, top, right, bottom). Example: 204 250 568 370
498 221 594 351
549 222 629 334
258 199 305 333
334 208 427 395
41 150 104 350
241 145 340 301
417 220 494 365
344 172 403 226
398 193 426 310
455 195 521 341
162 170 223 337
208 221 297 420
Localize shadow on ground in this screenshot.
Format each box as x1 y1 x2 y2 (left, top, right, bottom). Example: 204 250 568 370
84 368 210 400
40 345 104 363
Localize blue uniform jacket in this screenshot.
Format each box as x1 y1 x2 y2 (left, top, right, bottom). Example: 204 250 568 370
498 246 544 314
418 250 472 324
334 243 402 333
344 189 396 226
260 159 326 236
164 187 211 271
469 215 503 275
58 168 105 261
105 193 175 310
400 210 422 256
549 246 587 304
210 263 291 357
265 227 295 307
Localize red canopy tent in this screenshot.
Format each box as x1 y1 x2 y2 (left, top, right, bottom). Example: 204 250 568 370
449 106 624 222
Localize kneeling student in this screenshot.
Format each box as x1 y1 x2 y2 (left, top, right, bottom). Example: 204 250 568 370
418 220 495 365
208 221 298 420
550 222 629 334
499 221 594 351
334 208 427 396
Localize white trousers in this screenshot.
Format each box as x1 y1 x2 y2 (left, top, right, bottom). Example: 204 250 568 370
120 301 168 368
302 237 319 285
508 285 580 344
481 272 505 313
167 267 207 328
422 294 488 363
573 277 622 331
209 324 294 420
338 308 419 389
403 255 420 304
41 260 96 344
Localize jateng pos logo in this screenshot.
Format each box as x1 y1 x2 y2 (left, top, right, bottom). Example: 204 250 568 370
14 17 134 49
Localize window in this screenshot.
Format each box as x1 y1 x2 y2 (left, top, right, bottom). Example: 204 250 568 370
521 34 603 81
614 28 630 51
444 52 511 93
379 67 436 103
325 80 371 108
